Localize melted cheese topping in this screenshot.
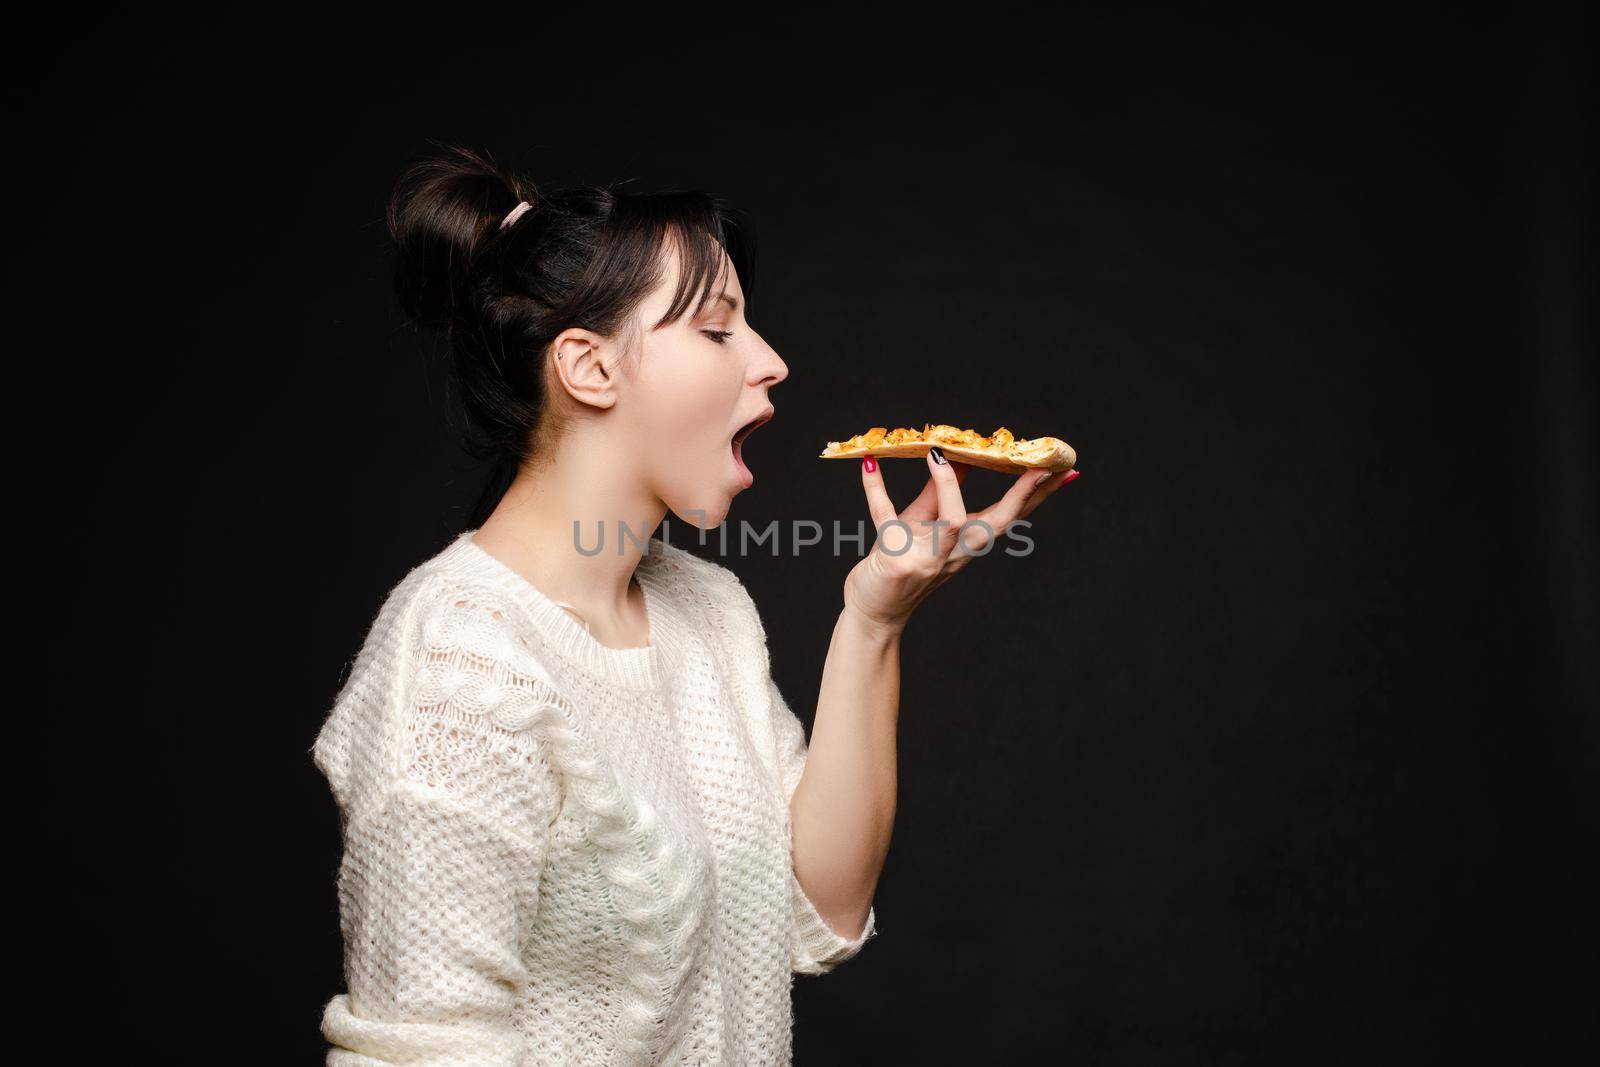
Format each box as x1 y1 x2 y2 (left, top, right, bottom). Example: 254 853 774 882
824 423 1048 456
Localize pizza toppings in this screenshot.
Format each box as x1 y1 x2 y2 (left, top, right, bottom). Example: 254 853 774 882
825 423 1029 455
819 422 1076 473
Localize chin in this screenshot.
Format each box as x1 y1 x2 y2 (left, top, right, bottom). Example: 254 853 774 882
666 491 734 531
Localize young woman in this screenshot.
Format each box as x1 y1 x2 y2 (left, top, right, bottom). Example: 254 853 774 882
311 146 1078 1066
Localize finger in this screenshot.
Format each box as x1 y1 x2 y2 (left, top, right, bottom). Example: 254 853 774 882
923 447 967 555
901 458 970 522
1015 466 1080 523
980 467 1058 534
860 455 898 534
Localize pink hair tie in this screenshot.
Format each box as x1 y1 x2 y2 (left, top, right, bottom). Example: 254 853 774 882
499 200 533 230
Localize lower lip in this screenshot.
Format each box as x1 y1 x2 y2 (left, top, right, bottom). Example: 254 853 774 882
732 437 754 488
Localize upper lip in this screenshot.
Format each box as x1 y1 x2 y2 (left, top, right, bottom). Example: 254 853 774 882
732 405 775 443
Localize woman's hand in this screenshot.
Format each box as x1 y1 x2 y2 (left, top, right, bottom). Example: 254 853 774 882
842 447 1079 633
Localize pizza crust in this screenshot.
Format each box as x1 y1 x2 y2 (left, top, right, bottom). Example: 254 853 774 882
819 423 1077 475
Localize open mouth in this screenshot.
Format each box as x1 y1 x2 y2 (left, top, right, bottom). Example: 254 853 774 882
730 406 774 488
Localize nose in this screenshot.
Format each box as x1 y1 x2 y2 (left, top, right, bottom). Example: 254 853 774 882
751 334 788 388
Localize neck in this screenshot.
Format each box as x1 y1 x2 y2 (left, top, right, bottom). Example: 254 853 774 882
472 428 667 643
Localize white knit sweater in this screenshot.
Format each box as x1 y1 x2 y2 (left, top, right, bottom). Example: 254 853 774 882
311 530 877 1066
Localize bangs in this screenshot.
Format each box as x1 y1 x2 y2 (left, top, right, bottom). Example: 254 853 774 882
645 195 757 328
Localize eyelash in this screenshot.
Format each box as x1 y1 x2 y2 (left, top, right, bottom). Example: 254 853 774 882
703 330 735 344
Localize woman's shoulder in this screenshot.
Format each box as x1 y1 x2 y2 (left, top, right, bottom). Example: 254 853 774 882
341 538 536 668
311 535 570 812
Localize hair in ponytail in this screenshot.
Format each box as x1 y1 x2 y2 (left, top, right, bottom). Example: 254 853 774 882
384 142 756 527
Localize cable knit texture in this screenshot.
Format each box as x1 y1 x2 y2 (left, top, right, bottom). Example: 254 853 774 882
311 530 877 1066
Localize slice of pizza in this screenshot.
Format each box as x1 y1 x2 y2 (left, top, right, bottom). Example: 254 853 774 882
819 423 1077 475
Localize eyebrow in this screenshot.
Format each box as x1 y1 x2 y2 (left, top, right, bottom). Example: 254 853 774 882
707 292 740 314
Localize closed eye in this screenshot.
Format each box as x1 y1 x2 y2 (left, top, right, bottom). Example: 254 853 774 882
702 330 735 344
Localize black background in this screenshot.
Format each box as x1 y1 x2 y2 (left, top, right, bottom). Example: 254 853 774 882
14 3 1594 1062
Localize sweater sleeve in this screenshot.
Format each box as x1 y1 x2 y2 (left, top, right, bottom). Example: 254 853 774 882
319 591 564 1066
767 674 880 975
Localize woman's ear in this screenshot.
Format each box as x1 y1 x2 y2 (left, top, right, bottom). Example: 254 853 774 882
549 329 619 411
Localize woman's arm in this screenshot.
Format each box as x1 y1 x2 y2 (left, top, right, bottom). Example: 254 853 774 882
790 450 1076 949
321 776 549 1065
319 592 562 1065
787 602 902 948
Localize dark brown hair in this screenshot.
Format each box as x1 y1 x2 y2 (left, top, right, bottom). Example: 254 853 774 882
386 143 757 525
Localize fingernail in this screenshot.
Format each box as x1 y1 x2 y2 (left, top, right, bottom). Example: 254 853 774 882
1063 469 1081 485
929 446 947 466
862 455 877 473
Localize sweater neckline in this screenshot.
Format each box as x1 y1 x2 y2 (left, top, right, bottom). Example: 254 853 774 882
438 528 679 692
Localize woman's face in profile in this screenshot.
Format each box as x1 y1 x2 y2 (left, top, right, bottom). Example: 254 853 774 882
622 244 788 529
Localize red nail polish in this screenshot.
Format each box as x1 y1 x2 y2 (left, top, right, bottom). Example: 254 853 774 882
863 456 877 473
1063 469 1081 484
